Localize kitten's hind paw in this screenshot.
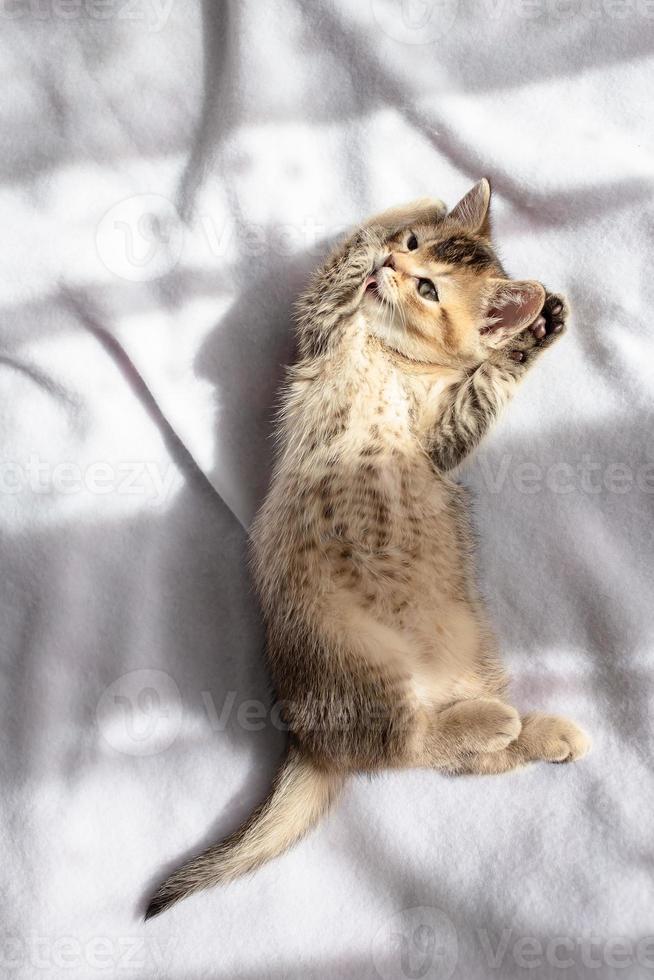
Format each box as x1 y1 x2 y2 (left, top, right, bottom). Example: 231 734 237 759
519 713 590 764
438 697 522 755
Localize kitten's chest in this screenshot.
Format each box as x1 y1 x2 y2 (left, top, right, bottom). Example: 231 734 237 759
291 343 464 554
323 415 452 555
330 453 449 548
316 369 453 542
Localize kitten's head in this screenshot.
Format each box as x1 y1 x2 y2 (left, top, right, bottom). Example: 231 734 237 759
363 179 545 366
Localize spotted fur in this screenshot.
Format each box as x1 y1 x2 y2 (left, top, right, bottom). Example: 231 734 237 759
145 182 589 919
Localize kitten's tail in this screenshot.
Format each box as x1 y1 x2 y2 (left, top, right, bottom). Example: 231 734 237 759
144 744 344 919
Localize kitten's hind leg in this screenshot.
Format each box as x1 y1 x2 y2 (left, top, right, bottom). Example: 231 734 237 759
416 697 522 767
450 712 591 776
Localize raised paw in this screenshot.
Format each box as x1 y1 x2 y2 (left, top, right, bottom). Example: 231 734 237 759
540 291 569 337
441 698 522 754
508 291 569 363
519 713 590 764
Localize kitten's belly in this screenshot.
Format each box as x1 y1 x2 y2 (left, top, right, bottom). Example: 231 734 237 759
319 477 483 696
257 466 489 708
322 577 484 708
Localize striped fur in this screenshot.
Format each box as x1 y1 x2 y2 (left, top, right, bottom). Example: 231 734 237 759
145 745 343 919
144 183 588 919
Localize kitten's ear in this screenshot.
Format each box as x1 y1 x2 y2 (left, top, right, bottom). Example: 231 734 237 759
447 178 491 237
480 279 545 349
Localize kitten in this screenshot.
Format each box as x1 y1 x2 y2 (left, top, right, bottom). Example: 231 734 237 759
145 179 589 919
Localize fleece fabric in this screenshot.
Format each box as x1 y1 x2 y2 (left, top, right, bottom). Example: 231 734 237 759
1 2 653 978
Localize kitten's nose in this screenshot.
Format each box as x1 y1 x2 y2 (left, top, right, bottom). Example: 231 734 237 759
383 253 396 270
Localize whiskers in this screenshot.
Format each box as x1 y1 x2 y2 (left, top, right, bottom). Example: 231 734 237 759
356 224 407 337
377 282 406 337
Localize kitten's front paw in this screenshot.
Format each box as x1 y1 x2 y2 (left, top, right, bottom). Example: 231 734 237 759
519 713 590 763
540 291 569 337
508 292 569 363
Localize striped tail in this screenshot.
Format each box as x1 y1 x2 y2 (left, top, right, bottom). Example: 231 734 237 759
144 745 344 919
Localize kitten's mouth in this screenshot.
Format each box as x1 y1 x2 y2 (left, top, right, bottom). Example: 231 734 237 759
364 275 380 298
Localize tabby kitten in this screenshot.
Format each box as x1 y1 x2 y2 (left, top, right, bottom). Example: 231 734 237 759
146 179 589 918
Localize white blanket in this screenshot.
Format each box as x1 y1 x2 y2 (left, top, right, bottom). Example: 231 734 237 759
2 2 653 977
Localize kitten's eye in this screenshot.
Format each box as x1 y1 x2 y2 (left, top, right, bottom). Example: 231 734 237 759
417 278 438 302
407 233 418 251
